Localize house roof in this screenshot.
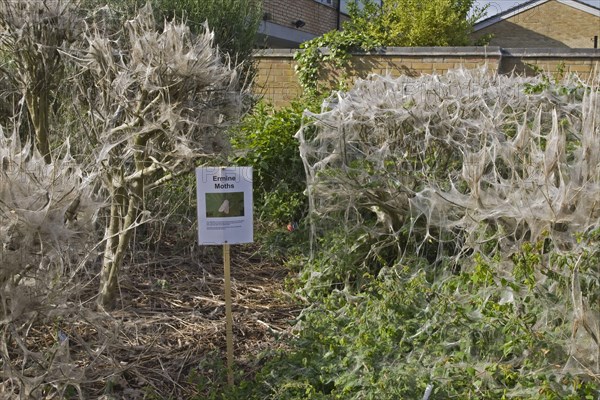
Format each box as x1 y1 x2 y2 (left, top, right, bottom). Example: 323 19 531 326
474 0 600 31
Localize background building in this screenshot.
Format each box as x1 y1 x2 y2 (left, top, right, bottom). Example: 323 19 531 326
472 0 600 48
258 0 381 48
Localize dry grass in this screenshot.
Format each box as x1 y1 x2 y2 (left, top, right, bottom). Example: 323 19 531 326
4 241 299 399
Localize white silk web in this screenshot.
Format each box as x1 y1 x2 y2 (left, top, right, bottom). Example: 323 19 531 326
298 68 599 255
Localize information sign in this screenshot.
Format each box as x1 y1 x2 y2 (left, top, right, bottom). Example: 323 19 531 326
196 167 253 245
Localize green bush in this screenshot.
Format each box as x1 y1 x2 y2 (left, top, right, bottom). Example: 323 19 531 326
246 235 599 399
231 100 318 225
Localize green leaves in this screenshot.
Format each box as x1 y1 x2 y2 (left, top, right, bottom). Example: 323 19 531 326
250 241 599 399
231 100 317 224
295 0 483 96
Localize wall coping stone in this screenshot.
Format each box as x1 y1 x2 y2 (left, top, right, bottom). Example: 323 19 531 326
501 48 600 58
254 49 297 58
254 47 600 59
352 46 503 57
254 46 504 58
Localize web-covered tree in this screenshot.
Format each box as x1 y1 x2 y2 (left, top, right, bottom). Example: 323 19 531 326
73 4 242 309
0 127 100 398
151 0 262 67
0 0 81 163
82 0 262 84
0 2 245 395
293 69 600 395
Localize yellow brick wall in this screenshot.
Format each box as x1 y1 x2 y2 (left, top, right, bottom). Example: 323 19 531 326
254 53 302 105
500 56 599 77
253 49 503 107
473 0 600 48
253 48 600 107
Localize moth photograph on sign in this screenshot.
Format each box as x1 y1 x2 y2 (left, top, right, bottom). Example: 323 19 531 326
205 192 245 218
196 167 253 245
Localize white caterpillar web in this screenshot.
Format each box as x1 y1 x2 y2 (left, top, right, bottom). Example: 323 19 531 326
298 68 599 254
296 67 600 377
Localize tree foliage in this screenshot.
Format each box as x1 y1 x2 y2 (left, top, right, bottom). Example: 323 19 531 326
351 0 481 47
295 0 486 95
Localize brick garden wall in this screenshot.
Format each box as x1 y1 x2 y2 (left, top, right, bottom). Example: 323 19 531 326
253 47 600 107
499 49 600 76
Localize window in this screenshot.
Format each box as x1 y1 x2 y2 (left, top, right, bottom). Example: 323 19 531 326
341 0 382 15
314 0 333 5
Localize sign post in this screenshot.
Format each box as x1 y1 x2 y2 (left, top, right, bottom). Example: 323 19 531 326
196 167 253 386
223 243 234 386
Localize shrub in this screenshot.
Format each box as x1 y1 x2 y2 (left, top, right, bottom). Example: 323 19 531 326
245 69 600 398
231 99 319 225
252 240 599 399
0 129 99 397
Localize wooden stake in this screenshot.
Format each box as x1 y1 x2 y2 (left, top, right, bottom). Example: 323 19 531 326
223 243 234 386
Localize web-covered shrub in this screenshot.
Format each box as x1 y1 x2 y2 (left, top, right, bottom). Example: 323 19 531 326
298 68 599 255
0 129 99 397
292 68 600 395
298 68 600 287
